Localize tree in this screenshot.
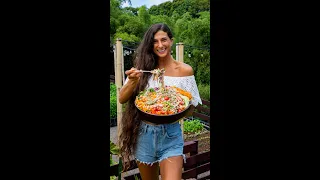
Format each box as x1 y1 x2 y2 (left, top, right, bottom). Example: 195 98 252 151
116 15 145 38
109 0 211 85
123 6 139 16
138 5 151 31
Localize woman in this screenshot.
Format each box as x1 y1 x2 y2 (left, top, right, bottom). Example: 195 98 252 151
118 23 202 180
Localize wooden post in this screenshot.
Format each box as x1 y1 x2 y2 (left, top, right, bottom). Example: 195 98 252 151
121 44 125 84
113 45 116 76
176 43 179 61
178 42 184 62
177 42 185 139
115 38 123 147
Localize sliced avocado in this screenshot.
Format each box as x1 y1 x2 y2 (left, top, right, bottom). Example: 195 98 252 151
180 95 190 107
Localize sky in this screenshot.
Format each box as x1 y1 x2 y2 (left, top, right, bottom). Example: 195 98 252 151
122 0 173 8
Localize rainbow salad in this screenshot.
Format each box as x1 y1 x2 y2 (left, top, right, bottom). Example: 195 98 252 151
135 86 192 115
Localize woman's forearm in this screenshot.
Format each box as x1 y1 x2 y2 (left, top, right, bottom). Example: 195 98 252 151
119 79 139 104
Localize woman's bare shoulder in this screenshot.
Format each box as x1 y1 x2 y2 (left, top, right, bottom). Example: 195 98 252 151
176 61 194 76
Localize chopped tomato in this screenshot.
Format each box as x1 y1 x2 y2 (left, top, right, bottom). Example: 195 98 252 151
164 96 169 100
179 101 184 105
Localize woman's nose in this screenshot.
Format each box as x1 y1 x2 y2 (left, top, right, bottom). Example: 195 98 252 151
158 41 163 47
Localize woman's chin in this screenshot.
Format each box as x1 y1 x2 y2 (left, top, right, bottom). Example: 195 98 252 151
156 52 168 58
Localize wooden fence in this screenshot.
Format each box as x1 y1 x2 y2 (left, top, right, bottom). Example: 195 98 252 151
191 99 210 129
110 140 210 180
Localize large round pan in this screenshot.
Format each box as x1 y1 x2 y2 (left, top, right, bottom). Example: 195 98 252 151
135 101 191 124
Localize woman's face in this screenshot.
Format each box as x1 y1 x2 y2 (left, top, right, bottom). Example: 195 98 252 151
153 30 173 58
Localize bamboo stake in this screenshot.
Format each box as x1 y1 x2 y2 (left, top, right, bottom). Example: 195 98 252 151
116 38 123 147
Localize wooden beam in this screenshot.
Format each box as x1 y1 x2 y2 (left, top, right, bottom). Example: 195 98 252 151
116 38 123 148
183 151 210 170
201 99 210 107
182 162 210 179
192 112 210 122
177 42 185 140
195 105 210 115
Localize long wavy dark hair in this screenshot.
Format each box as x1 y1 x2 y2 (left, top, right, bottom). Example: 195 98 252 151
119 23 173 171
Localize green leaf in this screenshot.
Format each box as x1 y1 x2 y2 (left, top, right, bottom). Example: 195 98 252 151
110 141 120 155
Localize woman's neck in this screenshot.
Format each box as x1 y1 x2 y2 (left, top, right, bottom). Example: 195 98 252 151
157 55 175 69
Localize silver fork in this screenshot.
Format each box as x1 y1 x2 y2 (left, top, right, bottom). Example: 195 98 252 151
138 70 154 73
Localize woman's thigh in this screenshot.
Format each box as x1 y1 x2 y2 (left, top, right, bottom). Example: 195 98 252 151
137 161 160 180
159 155 183 180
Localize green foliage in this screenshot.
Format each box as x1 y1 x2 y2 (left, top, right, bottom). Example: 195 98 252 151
110 83 117 119
110 140 120 155
198 83 210 100
123 6 138 16
110 0 211 89
184 119 204 134
114 32 140 43
184 49 210 85
110 140 119 166
138 5 151 30
149 1 173 17
116 16 145 38
110 140 120 180
150 15 175 33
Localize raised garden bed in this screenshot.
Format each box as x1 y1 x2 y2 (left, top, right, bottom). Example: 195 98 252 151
184 129 210 153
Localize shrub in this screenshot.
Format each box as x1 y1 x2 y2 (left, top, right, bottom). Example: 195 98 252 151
110 140 120 180
110 83 117 119
198 83 210 101
184 119 204 134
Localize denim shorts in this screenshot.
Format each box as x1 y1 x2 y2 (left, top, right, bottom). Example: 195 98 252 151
134 120 186 165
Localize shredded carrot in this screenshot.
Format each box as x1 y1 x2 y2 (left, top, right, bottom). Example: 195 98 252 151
174 87 192 100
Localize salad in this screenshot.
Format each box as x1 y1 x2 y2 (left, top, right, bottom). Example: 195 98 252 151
135 85 192 115
151 68 165 88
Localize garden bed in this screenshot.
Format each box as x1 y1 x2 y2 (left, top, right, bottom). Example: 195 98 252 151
184 129 210 153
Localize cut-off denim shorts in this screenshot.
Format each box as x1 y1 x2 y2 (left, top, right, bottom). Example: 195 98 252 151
134 120 186 166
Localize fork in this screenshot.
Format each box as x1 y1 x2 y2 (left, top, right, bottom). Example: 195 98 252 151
138 70 154 73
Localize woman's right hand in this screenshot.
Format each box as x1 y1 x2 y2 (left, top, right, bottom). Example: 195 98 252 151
119 67 142 104
125 67 142 83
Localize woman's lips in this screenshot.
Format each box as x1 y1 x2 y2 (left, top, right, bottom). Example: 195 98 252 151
157 48 166 54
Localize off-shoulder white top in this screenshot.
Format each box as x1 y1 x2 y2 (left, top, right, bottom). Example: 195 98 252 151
125 75 202 107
